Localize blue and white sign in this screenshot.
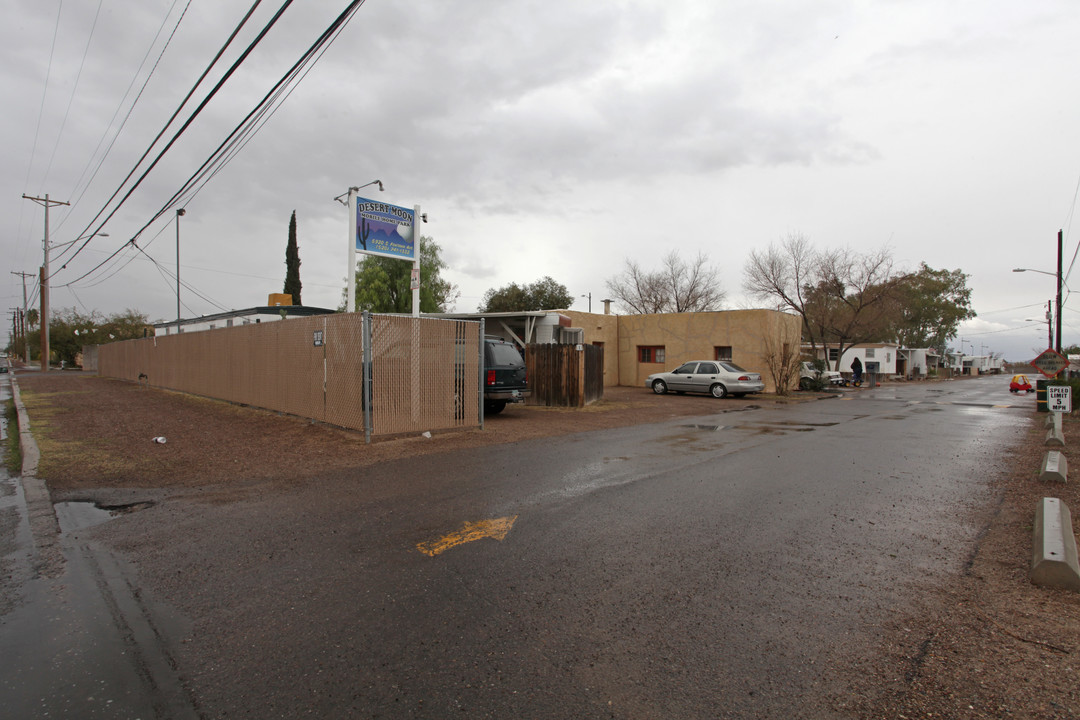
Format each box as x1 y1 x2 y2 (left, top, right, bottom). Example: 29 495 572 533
355 197 415 261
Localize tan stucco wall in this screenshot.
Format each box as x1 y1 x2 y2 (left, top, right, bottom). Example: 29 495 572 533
561 310 621 386
558 309 802 393
615 310 802 393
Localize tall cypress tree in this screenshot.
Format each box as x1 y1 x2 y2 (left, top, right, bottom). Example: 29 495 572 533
283 210 302 305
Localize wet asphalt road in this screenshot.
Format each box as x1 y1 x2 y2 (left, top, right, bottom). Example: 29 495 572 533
0 376 197 718
4 376 1034 718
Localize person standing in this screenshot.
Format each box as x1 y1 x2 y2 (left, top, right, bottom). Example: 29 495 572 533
851 356 863 386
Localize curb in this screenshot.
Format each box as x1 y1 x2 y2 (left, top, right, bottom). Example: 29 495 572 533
1040 450 1068 483
1031 497 1080 591
9 374 64 576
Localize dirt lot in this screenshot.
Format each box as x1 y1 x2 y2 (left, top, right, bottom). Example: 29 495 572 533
12 371 1080 718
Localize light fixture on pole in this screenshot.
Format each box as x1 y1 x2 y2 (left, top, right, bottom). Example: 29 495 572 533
581 292 591 312
176 209 186 334
1014 253 1066 352
334 179 383 206
1026 303 1053 347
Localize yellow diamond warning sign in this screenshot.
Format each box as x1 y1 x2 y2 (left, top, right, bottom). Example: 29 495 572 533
1031 348 1069 378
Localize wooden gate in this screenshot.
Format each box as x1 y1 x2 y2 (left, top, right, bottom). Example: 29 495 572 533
525 343 604 407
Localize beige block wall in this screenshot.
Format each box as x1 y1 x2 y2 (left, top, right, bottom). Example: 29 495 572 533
557 309 802 394
561 310 621 386
615 310 802 393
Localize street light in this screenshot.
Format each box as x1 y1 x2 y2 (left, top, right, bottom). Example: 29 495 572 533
334 179 383 206
1010 231 1062 351
1014 240 1065 353
176 209 186 335
1026 304 1053 347
581 292 591 312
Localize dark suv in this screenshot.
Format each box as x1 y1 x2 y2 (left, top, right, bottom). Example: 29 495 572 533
483 336 530 415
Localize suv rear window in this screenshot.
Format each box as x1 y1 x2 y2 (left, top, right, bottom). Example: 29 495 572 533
488 342 524 367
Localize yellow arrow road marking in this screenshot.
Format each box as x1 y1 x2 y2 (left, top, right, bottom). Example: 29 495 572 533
416 515 518 557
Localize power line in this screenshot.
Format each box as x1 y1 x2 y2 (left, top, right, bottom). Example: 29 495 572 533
53 0 276 275
23 0 64 194
59 0 368 292
54 0 190 238
119 0 365 247
40 0 105 191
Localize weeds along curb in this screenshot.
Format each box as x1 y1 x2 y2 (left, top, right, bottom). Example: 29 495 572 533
9 374 63 576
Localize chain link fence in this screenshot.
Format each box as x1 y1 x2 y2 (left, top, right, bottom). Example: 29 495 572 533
96 313 481 439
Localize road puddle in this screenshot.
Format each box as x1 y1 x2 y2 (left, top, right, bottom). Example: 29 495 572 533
55 500 155 534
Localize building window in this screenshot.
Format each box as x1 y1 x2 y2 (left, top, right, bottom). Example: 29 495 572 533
639 346 665 364
226 319 234 328
828 348 838 362
865 348 876 358
715 346 732 361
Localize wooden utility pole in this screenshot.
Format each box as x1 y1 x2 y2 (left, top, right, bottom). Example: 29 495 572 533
22 193 70 371
10 271 33 363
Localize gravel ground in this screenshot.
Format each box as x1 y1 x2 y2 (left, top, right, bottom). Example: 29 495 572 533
13 371 1080 718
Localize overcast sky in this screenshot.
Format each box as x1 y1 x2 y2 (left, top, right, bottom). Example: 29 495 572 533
3 0 1080 362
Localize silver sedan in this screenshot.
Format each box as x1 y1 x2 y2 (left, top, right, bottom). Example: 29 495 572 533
645 360 765 398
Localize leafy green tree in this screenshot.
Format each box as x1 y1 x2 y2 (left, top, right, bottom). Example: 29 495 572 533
45 308 153 366
283 210 302 305
479 276 574 312
884 263 975 352
344 236 459 313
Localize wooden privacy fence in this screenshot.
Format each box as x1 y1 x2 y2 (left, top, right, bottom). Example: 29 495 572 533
95 313 481 439
525 343 604 407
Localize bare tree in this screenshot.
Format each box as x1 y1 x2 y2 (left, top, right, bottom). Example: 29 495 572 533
760 331 803 396
744 234 899 370
607 251 726 314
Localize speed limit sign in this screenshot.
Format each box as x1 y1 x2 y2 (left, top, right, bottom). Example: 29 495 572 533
1048 385 1072 413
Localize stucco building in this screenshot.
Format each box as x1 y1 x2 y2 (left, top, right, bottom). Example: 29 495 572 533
560 308 802 394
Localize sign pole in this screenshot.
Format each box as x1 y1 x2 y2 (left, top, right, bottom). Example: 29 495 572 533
412 204 421 318
347 188 358 313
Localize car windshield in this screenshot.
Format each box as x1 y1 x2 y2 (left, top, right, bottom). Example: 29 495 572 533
674 363 697 373
718 361 747 373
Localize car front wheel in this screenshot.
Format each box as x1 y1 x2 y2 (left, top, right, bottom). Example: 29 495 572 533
652 379 668 394
710 383 728 398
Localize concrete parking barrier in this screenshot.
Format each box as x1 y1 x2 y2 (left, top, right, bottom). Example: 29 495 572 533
1046 412 1062 429
1040 451 1068 483
1045 424 1065 447
1031 497 1080 592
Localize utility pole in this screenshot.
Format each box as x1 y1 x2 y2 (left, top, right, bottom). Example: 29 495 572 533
1057 229 1064 354
1047 300 1053 349
10 271 33 363
22 193 70 372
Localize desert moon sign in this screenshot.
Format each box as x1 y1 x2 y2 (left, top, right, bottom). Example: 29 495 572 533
354 197 416 261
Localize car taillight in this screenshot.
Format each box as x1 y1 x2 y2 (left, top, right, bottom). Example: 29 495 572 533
738 375 751 381
487 369 496 385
